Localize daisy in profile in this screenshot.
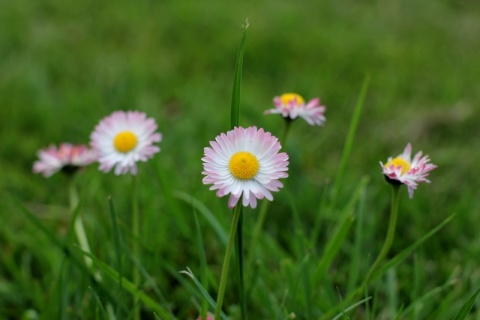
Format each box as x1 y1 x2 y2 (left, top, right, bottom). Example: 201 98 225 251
265 93 326 126
90 111 162 175
380 143 437 198
202 126 289 209
33 143 97 177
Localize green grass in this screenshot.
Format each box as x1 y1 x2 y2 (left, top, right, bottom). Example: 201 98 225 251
1 0 480 319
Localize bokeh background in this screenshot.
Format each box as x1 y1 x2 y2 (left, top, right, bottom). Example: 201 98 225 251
1 0 480 318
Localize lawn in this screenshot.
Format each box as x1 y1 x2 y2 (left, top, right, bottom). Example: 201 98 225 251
1 0 480 319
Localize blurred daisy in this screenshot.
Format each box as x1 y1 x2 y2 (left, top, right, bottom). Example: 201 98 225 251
202 126 289 209
196 314 214 320
33 143 97 177
380 143 437 198
90 111 161 175
265 93 326 126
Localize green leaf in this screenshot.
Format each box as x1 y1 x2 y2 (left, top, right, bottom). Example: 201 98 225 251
454 287 480 320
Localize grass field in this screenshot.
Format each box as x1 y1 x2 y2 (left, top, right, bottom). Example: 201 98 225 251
1 0 480 319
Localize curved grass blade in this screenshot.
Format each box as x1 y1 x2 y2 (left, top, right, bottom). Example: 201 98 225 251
75 247 171 320
180 267 228 320
373 213 455 281
174 190 228 245
454 287 480 320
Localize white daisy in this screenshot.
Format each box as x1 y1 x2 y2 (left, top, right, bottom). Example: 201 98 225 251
90 110 161 175
202 126 289 209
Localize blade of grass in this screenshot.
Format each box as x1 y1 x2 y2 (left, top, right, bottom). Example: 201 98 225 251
329 75 370 210
12 196 122 313
454 288 480 320
313 176 369 282
174 190 228 245
320 213 455 320
108 196 124 318
88 286 110 320
74 247 171 319
332 297 372 320
230 19 248 129
193 202 210 319
401 278 456 317
180 267 228 320
373 213 456 281
347 181 367 292
230 21 248 319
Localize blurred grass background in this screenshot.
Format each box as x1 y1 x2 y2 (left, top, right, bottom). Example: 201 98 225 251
1 0 480 318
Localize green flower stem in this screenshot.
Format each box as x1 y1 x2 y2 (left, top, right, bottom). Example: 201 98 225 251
364 185 400 285
215 203 242 320
132 174 140 320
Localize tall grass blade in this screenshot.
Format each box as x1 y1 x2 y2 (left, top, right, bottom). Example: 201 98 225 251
330 75 370 209
230 19 248 129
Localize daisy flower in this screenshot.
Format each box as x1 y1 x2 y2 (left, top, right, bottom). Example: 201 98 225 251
380 143 437 198
202 126 289 209
264 93 326 126
90 111 162 175
33 143 97 177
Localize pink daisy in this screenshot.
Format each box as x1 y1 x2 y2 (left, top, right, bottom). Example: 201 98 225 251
380 143 437 198
33 143 97 177
264 93 326 126
90 111 162 175
202 126 289 209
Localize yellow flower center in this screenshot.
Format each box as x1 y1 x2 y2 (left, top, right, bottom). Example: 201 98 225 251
280 93 305 106
113 131 138 153
228 151 260 180
384 158 411 175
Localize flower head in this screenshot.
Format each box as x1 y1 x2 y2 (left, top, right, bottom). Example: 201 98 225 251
380 143 437 198
33 143 97 177
202 126 289 209
90 111 162 175
196 313 214 320
265 93 326 126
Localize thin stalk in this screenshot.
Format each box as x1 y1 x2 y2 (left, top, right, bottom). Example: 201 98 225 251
132 174 140 320
214 204 242 320
364 185 400 285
